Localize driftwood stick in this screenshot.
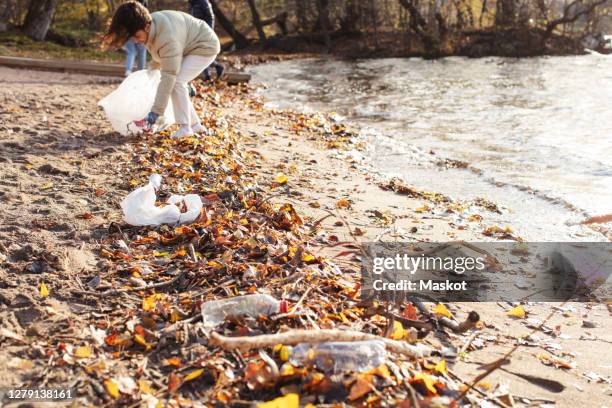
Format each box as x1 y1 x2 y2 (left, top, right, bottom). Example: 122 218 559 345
210 330 432 358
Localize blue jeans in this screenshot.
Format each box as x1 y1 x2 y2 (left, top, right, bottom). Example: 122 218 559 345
124 39 147 72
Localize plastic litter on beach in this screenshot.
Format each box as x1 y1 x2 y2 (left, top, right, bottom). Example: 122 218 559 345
98 70 175 135
121 174 202 226
288 340 387 373
201 294 288 328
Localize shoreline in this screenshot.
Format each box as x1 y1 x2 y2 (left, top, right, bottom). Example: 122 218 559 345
0 66 610 406
247 56 611 242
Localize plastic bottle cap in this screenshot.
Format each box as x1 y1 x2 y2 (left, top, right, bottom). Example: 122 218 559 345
279 299 289 314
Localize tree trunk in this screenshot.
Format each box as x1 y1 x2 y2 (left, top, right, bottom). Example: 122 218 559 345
246 0 266 42
315 0 331 51
210 0 250 49
295 0 308 32
495 0 516 26
22 0 59 41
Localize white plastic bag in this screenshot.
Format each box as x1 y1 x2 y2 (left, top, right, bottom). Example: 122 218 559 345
98 70 175 136
121 174 203 226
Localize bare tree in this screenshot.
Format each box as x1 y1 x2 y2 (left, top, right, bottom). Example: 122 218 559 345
23 0 60 41
211 0 250 48
246 0 267 41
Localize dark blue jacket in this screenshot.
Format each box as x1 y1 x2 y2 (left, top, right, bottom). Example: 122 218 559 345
188 0 214 28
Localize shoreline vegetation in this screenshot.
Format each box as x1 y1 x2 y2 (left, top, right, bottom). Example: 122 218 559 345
0 0 611 64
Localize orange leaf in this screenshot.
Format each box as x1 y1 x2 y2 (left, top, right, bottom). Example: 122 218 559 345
164 357 182 367
336 198 351 209
402 303 418 320
349 377 373 401
167 372 182 394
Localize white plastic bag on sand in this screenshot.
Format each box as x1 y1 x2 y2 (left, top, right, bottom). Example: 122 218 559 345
167 194 204 225
98 70 175 136
121 174 203 226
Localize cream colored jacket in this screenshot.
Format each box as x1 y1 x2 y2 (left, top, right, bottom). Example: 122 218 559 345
145 10 220 114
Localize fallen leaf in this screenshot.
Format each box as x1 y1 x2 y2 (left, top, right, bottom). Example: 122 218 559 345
167 372 182 394
507 305 526 318
184 368 204 382
257 393 299 408
349 377 373 401
39 282 49 297
275 173 288 184
434 303 452 318
74 346 92 359
134 334 152 350
104 379 120 399
435 359 447 375
138 379 153 394
336 198 351 209
402 303 418 320
142 294 165 312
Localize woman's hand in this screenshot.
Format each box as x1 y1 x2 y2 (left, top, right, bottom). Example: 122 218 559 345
146 112 159 125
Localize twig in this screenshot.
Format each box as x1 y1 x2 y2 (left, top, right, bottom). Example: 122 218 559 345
460 331 480 354
210 329 431 358
77 272 186 297
290 287 312 313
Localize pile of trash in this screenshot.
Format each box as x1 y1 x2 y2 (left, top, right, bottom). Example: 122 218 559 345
76 82 485 406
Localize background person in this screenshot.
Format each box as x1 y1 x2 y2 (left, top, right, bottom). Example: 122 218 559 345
188 0 224 81
123 0 148 76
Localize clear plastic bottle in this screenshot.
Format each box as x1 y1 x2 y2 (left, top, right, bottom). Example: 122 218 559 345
201 294 288 327
289 340 387 373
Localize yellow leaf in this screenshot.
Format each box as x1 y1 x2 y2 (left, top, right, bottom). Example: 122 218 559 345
279 345 291 362
301 254 315 263
134 334 151 350
41 182 54 190
415 205 431 213
138 379 153 394
257 393 299 408
74 346 92 358
275 173 288 184
39 282 49 297
184 368 204 382
434 303 452 318
507 305 526 318
142 294 165 311
412 372 437 394
477 381 491 391
104 379 120 399
435 359 447 375
390 321 405 340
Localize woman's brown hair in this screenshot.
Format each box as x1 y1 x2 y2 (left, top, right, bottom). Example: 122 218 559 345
102 1 151 49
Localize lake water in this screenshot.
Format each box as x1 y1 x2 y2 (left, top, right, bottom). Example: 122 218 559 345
248 55 612 241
